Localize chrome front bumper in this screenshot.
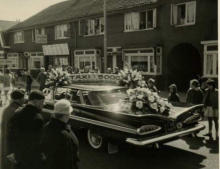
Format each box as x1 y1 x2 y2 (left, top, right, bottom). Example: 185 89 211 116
126 124 205 146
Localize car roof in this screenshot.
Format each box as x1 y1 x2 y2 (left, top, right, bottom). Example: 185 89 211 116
64 84 126 91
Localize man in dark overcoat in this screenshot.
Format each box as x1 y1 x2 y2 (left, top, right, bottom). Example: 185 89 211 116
1 90 25 169
41 99 79 169
36 67 47 91
7 90 45 169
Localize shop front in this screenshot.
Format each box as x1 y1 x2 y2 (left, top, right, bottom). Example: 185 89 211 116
43 43 69 69
107 47 123 71
123 47 162 75
74 49 101 72
6 53 20 70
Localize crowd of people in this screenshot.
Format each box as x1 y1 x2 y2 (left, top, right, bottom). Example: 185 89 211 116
1 90 79 169
167 78 218 141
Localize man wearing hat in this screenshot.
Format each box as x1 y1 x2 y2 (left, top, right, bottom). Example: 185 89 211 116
41 99 79 169
7 90 45 169
203 79 219 141
1 89 25 169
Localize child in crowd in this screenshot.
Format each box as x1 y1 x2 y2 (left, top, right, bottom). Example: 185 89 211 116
203 79 218 141
200 77 208 93
186 79 203 105
147 78 158 93
168 84 180 103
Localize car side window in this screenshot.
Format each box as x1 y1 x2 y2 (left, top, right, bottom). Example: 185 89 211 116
70 90 81 104
83 93 92 105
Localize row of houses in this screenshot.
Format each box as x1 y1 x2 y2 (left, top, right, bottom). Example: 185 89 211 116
0 0 218 90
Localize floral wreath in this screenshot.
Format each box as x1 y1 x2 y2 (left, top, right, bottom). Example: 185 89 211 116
119 68 172 115
45 67 71 88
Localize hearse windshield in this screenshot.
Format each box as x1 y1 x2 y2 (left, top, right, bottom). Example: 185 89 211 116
82 88 127 106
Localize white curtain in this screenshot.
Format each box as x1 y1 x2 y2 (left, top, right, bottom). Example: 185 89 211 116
125 13 132 31
131 12 140 30
186 2 196 23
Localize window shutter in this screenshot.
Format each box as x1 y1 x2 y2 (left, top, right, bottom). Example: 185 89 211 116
153 9 157 28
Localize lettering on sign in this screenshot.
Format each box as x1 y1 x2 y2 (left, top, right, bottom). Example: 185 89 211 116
70 74 120 84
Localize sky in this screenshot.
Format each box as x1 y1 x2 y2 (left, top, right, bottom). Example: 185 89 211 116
0 0 67 21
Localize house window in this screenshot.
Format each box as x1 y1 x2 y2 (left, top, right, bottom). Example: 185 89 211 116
123 48 162 75
203 43 218 77
84 17 104 36
78 56 96 70
171 1 196 26
14 31 24 43
30 52 44 69
55 24 70 40
74 49 100 72
124 9 157 32
32 28 45 42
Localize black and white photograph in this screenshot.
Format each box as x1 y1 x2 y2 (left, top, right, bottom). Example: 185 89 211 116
0 0 219 169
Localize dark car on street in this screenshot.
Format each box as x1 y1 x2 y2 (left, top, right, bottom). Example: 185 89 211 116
43 84 205 150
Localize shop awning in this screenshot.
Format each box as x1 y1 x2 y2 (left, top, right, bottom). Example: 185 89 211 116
42 43 69 56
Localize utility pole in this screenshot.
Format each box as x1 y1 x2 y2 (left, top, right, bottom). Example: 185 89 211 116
103 0 107 73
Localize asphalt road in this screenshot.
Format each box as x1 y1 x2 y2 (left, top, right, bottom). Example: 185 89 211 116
0 101 219 169
76 121 219 169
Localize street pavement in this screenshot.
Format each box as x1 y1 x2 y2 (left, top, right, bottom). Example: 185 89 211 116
0 96 219 169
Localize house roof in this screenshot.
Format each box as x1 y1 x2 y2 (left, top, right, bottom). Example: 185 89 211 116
0 20 19 31
8 0 157 31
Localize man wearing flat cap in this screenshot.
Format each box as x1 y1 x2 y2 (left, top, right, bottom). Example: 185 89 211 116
41 99 79 169
7 90 45 169
1 89 25 169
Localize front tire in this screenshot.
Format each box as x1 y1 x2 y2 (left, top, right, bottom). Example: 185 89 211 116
87 129 106 150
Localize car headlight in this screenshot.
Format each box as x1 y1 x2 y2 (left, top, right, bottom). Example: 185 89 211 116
137 125 161 135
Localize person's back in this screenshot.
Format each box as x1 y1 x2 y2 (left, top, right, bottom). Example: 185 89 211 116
8 91 45 169
42 118 79 169
8 104 44 167
1 90 25 169
41 99 79 169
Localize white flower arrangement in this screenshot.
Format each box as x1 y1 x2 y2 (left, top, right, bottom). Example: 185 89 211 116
118 68 173 115
119 69 143 88
46 68 71 87
126 87 172 114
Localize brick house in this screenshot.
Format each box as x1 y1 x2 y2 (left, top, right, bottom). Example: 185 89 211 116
4 0 218 90
0 20 19 70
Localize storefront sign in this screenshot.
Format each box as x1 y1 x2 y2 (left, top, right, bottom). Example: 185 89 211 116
35 34 47 44
70 73 120 84
43 43 69 55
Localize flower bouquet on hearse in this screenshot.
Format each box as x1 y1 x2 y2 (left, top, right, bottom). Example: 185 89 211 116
118 69 146 89
118 68 172 115
43 68 71 100
45 68 71 88
122 87 172 115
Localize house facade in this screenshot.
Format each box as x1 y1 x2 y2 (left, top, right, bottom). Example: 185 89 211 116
4 0 218 90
